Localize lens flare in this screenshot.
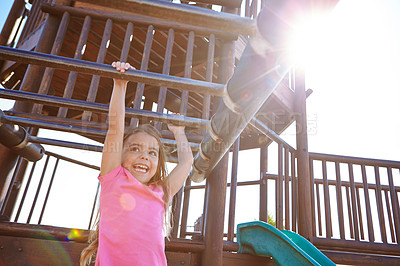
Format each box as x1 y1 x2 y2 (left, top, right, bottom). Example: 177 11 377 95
120 193 136 211
65 228 82 241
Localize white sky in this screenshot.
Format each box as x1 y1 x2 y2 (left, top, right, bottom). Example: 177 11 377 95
0 0 399 232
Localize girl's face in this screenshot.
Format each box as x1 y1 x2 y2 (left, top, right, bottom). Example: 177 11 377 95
122 132 159 185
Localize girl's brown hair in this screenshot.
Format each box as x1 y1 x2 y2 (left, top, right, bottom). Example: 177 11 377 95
80 124 171 265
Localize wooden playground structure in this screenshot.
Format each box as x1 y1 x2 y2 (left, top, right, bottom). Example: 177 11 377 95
0 0 399 265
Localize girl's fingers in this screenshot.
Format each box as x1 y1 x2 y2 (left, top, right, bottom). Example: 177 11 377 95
112 61 135 72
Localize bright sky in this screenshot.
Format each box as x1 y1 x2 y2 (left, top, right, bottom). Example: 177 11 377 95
0 0 399 230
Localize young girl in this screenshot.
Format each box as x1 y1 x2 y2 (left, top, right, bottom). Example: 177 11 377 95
80 62 194 265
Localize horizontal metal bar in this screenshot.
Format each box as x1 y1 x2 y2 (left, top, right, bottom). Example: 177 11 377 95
29 135 199 152
0 46 226 96
2 115 200 151
29 136 103 152
45 151 100 171
1 114 105 136
0 88 209 129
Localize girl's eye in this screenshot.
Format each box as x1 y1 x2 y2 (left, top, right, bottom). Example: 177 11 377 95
130 147 140 152
149 151 157 156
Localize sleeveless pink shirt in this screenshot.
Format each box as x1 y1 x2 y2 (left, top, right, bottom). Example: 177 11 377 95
95 165 167 266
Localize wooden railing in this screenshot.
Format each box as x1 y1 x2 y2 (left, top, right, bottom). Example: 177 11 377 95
309 152 400 254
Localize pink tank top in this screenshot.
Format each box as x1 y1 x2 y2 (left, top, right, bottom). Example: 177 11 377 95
95 165 167 266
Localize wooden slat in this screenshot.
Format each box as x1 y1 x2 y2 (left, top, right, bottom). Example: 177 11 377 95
322 160 332 238
34 11 70 115
276 143 283 230
130 25 155 127
58 15 92 118
171 187 183 239
82 18 113 121
310 158 316 237
155 28 174 131
374 166 387 243
259 146 268 222
384 190 396 243
179 31 194 115
291 152 297 231
284 147 290 230
361 164 374 242
120 22 134 62
316 183 322 236
179 178 192 238
348 163 360 240
345 186 355 239
355 187 365 240
201 33 215 134
335 162 345 239
227 138 239 241
387 167 400 243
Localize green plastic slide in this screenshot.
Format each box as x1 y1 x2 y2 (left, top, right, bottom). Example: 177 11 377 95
237 221 335 266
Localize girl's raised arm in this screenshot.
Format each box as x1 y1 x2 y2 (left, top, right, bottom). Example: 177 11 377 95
166 124 194 196
100 62 133 176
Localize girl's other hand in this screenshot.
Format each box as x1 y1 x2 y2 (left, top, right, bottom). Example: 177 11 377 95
112 61 135 88
167 113 185 135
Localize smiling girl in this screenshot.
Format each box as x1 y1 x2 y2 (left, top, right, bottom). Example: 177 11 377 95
80 62 193 265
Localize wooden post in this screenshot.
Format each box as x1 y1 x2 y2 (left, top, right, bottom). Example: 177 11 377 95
294 67 313 240
201 154 229 266
201 24 235 264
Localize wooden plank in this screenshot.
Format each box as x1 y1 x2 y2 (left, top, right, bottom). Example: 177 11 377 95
222 252 273 266
0 235 198 266
0 235 86 266
322 250 400 265
166 251 197 266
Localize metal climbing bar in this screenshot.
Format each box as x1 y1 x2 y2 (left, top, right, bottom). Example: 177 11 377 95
0 46 226 96
0 89 210 129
